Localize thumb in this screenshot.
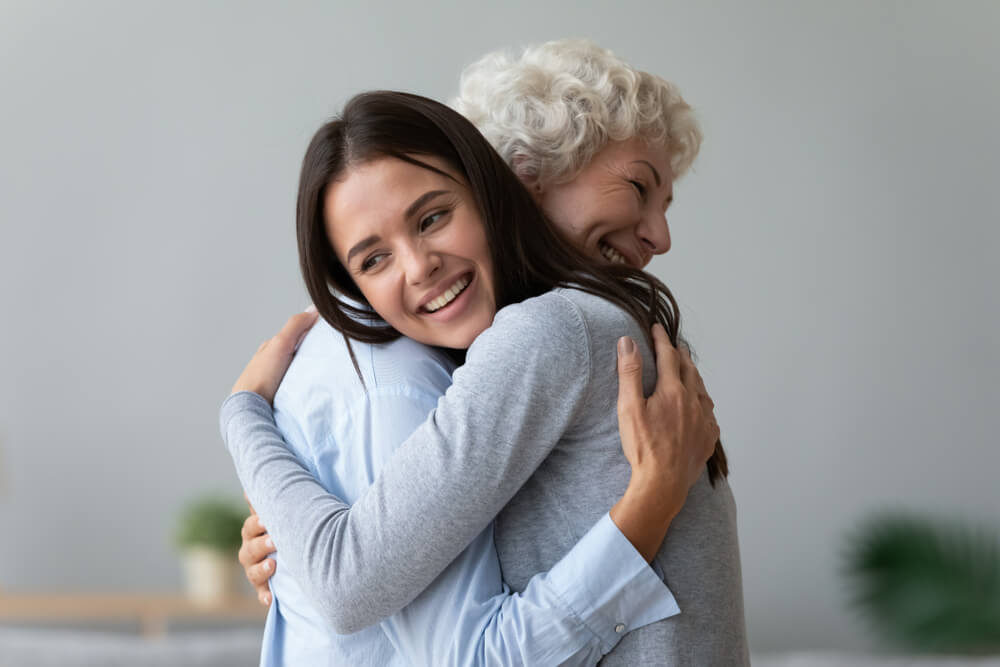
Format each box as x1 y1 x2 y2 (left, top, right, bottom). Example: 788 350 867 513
616 336 644 418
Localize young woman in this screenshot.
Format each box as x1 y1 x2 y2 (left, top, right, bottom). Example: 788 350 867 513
224 90 747 665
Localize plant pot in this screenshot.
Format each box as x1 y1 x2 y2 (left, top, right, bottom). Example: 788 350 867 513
181 547 240 604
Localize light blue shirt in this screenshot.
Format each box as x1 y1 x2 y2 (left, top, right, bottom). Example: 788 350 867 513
257 319 680 666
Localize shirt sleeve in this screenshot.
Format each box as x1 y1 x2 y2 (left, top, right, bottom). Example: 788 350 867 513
221 293 659 635
300 382 678 665
384 514 680 667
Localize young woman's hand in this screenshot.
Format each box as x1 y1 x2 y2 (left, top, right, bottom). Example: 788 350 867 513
230 309 319 404
239 500 277 606
609 323 721 560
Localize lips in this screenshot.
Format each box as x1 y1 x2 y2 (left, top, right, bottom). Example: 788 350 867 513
420 273 472 313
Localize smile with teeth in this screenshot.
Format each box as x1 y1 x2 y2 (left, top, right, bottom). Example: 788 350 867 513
423 275 472 312
599 241 628 265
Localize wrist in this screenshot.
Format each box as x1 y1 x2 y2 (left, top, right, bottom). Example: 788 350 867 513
624 471 683 525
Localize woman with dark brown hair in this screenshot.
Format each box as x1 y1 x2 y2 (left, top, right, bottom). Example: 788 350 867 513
225 84 745 665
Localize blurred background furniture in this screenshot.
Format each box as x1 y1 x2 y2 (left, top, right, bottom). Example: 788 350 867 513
0 593 265 638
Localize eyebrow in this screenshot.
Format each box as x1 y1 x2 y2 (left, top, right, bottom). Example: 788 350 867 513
631 160 662 187
345 189 450 264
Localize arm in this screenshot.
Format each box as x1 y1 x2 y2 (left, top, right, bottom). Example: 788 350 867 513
235 328 717 605
222 295 595 632
384 516 678 667
224 298 716 627
336 386 681 666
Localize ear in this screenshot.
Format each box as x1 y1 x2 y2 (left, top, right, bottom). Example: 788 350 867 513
511 156 545 200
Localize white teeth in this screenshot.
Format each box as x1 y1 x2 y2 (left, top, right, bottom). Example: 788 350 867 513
424 276 471 312
599 242 627 265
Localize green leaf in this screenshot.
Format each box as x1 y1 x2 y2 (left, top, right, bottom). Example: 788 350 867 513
843 513 1000 654
174 496 246 555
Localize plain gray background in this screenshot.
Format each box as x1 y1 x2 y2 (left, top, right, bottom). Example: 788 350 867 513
1 0 997 653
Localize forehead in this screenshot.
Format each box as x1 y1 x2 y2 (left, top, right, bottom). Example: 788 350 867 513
324 156 455 245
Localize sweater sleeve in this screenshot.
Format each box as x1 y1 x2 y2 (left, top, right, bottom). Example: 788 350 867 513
221 293 595 634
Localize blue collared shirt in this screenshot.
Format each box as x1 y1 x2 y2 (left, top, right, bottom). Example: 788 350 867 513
258 319 680 666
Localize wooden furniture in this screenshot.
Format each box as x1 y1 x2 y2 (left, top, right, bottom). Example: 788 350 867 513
0 593 266 638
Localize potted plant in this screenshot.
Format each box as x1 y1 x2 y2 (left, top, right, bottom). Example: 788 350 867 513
844 512 1000 655
174 496 246 603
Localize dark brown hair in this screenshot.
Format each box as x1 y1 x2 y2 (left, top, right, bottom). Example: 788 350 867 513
296 91 727 484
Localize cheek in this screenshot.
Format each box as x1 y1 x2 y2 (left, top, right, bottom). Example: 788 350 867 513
601 196 641 231
358 278 401 318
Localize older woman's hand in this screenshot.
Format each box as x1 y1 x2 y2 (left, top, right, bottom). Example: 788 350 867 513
616 323 719 490
231 309 319 404
609 323 720 559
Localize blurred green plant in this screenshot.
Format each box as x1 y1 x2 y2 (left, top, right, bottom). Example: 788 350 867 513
174 496 246 555
844 512 1000 654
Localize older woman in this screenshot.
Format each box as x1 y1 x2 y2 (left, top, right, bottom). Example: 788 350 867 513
230 40 747 665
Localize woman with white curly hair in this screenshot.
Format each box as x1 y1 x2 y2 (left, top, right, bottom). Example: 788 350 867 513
454 39 701 271
231 39 747 665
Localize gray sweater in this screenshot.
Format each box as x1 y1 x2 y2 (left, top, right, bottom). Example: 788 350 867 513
221 288 749 665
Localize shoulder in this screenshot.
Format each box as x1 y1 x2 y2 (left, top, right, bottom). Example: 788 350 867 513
482 287 636 351
553 287 639 336
275 319 456 410
462 289 594 383
486 289 588 344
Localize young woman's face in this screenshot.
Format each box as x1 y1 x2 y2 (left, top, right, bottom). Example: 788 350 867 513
536 138 674 269
325 155 497 350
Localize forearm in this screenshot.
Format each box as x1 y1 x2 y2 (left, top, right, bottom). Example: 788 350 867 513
221 392 361 630
222 296 594 634
609 468 684 562
221 383 573 634
385 517 679 667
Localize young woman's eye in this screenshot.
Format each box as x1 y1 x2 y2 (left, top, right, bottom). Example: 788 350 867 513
419 210 447 232
360 253 388 272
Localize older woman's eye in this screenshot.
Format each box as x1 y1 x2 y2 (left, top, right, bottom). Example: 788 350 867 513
629 180 647 199
419 210 447 232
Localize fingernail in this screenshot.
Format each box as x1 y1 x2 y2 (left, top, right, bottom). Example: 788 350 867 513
264 593 271 604
618 336 635 355
305 304 317 313
262 560 272 572
265 537 274 550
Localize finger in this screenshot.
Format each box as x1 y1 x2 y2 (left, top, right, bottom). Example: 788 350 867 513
245 533 276 563
698 394 717 423
616 336 644 417
244 493 257 515
241 513 265 541
256 587 272 606
651 323 682 392
677 346 699 392
680 349 715 412
249 557 277 588
274 310 320 353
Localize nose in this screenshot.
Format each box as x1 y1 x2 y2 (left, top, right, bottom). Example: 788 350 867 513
402 243 441 285
636 211 671 259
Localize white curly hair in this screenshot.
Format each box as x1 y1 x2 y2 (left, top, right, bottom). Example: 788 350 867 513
452 38 702 190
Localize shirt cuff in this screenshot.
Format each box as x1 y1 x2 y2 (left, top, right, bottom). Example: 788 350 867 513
542 512 681 654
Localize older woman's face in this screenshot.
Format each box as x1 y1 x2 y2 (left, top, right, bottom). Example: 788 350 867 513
536 138 674 269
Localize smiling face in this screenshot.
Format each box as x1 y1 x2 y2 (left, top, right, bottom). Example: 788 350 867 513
535 138 675 269
324 155 497 350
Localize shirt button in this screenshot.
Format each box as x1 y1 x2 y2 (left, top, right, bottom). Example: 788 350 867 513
614 623 626 634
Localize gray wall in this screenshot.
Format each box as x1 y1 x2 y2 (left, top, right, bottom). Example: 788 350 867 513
1 0 997 653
